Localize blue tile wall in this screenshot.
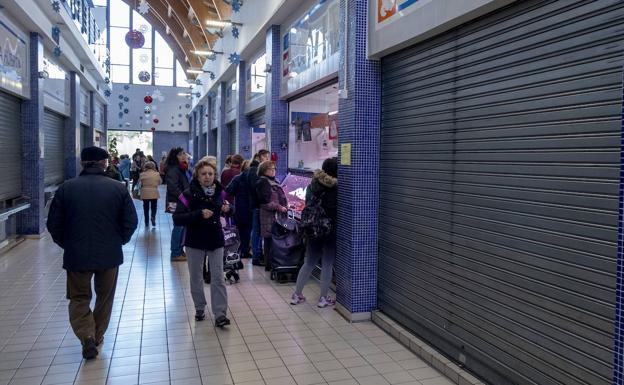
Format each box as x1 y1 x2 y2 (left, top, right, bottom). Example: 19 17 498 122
218 82 229 169
18 33 45 235
198 105 206 158
192 111 198 160
65 72 80 179
237 61 252 158
85 90 95 147
265 25 289 180
153 131 189 160
102 104 108 149
614 69 624 385
335 0 381 314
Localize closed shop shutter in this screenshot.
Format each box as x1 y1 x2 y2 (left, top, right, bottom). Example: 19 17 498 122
0 92 22 201
248 109 265 127
228 123 237 154
44 110 65 186
378 1 624 385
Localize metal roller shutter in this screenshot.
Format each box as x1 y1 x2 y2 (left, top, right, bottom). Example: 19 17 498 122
378 1 624 385
43 110 65 186
248 108 265 127
0 92 22 201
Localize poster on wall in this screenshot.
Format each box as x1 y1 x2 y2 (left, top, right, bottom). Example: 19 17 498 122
376 0 433 30
0 20 27 96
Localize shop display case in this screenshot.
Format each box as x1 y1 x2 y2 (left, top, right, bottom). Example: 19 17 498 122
281 173 312 220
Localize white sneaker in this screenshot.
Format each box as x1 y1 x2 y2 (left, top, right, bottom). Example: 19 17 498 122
291 293 306 305
317 296 335 308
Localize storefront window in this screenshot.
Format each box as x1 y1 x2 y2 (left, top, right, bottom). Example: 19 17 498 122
288 83 339 172
226 80 237 113
282 0 339 80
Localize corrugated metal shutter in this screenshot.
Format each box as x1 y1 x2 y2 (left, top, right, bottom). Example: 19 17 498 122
228 123 237 154
248 108 265 127
378 1 624 385
44 110 65 186
0 92 22 201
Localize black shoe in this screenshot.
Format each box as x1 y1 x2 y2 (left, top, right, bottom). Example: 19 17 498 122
265 264 271 272
195 310 205 321
95 336 104 347
82 337 98 360
215 316 230 328
252 260 264 266
151 218 156 226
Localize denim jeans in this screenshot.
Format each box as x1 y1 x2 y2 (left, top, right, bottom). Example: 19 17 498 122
250 209 262 261
170 225 184 258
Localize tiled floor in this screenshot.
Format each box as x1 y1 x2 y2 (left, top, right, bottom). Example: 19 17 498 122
0 199 452 385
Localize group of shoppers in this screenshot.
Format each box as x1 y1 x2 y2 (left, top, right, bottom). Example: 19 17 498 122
45 142 338 360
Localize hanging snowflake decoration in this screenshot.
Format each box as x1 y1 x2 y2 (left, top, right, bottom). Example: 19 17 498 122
152 89 165 102
195 79 203 86
207 53 217 62
139 54 149 63
104 89 111 97
209 72 216 80
53 46 62 57
104 77 110 84
228 52 241 65
232 0 242 12
137 0 149 15
52 1 61 12
51 26 61 44
232 26 240 39
118 102 123 108
138 24 149 34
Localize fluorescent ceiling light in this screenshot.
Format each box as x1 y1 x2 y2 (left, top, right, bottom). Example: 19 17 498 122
191 50 222 57
205 20 232 28
328 110 338 116
186 69 204 74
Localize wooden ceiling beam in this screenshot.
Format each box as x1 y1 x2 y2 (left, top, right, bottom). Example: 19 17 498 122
160 0 211 52
211 0 231 21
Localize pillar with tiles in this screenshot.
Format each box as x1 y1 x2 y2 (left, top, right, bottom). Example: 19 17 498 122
265 25 288 180
236 61 252 159
217 82 229 170
65 71 81 179
85 90 95 148
334 0 382 321
18 33 46 235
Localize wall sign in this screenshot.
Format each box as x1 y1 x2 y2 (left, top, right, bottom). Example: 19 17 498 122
0 20 27 96
376 0 432 30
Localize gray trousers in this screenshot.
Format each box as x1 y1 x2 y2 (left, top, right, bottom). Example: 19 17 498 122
295 233 336 299
185 246 227 319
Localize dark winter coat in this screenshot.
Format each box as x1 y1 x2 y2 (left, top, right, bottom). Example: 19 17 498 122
226 172 252 225
46 166 138 271
172 180 225 251
165 165 190 204
257 176 287 238
306 170 338 224
246 160 261 209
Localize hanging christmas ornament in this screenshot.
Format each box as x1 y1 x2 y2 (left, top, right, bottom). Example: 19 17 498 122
124 108 129 114
152 89 164 101
139 54 149 63
153 118 159 124
228 52 241 65
150 127 156 132
52 1 61 12
210 72 216 80
53 46 62 57
195 79 203 86
144 95 153 104
232 26 240 39
104 77 110 84
138 24 149 34
125 30 145 49
104 89 111 97
144 106 151 114
51 26 61 44
119 94 124 99
124 96 129 102
125 122 131 126
138 0 149 15
118 102 123 108
118 112 124 118
138 71 151 82
123 84 130 90
232 0 242 12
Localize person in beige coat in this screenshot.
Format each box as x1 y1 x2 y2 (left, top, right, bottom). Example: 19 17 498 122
139 162 162 227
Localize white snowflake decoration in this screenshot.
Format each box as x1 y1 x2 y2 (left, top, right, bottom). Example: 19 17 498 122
151 89 165 102
137 0 149 15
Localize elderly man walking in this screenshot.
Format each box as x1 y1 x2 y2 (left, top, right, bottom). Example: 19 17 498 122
47 147 138 359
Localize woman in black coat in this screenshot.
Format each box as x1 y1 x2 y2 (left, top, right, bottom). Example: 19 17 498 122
173 159 231 327
165 147 190 261
226 160 253 259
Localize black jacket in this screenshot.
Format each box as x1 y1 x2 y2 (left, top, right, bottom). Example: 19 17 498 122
165 165 190 204
47 167 138 271
226 172 252 225
306 170 338 223
172 180 225 251
246 160 261 209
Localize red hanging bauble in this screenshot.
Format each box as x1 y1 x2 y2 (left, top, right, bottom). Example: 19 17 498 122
153 118 159 124
125 30 145 49
144 95 153 104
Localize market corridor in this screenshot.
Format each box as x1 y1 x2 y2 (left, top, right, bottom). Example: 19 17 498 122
0 202 450 385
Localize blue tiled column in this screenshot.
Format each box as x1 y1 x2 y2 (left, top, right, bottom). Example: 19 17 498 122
102 104 108 149
17 33 45 236
613 70 624 385
65 72 80 179
217 81 228 170
265 25 288 179
84 90 95 147
198 104 205 158
334 0 381 320
236 61 252 158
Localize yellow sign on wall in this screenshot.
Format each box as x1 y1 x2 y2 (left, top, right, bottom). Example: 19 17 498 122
341 143 351 166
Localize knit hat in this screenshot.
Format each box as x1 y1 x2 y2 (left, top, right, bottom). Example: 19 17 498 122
322 157 337 178
81 146 109 162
